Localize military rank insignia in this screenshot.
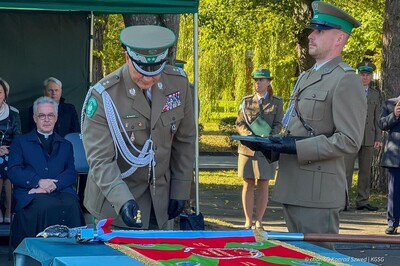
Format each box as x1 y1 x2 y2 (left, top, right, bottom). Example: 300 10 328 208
162 91 181 112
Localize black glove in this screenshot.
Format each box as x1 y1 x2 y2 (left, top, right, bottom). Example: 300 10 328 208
267 135 298 154
120 199 143 228
242 135 307 155
168 199 186 219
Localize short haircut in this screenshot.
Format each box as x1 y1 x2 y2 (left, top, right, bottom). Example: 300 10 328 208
0 78 9 99
33 96 59 115
43 77 62 88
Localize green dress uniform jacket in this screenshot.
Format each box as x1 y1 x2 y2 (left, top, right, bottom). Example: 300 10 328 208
82 64 195 229
272 56 367 209
362 86 382 146
236 94 283 157
344 86 382 206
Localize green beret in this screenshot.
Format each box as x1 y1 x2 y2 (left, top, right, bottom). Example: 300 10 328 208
357 61 376 73
251 68 273 80
307 1 361 34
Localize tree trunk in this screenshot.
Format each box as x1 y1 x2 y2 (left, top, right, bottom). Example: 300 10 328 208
122 14 180 64
293 0 314 74
92 15 108 84
371 0 400 193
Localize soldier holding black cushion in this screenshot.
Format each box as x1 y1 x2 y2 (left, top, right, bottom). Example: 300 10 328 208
82 25 195 229
241 1 367 246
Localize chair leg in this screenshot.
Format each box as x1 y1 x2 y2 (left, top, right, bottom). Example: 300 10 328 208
8 213 14 261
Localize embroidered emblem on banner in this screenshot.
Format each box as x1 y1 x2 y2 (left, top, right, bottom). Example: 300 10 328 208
162 91 181 112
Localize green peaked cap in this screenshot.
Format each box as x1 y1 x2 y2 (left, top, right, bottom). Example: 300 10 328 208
251 68 273 80
120 25 176 64
357 61 376 73
308 1 361 34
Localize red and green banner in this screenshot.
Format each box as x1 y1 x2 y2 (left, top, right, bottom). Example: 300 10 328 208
96 219 346 266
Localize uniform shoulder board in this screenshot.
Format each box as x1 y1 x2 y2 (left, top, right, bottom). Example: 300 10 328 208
241 95 253 101
272 95 282 101
163 65 187 78
10 106 19 113
93 74 120 94
338 62 355 72
370 86 382 95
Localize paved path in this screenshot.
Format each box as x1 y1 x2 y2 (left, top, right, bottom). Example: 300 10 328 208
198 154 237 169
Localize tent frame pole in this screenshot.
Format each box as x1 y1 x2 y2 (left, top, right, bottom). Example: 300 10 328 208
193 12 200 215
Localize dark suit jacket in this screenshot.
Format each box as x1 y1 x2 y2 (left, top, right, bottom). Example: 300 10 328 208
28 97 80 137
379 97 400 168
8 130 78 212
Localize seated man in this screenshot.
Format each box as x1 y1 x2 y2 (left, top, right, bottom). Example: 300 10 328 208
8 96 85 249
28 77 80 137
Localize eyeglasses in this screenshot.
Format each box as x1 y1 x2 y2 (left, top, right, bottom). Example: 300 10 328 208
37 113 56 120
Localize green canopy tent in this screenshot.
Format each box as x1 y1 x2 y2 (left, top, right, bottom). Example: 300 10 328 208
0 0 201 217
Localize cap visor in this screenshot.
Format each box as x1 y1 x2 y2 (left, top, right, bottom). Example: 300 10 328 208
306 24 336 31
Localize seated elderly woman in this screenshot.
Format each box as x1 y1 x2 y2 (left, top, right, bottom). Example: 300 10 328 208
8 96 85 249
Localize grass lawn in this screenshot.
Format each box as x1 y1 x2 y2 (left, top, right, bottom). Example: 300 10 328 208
199 122 387 207
199 122 234 153
199 170 387 209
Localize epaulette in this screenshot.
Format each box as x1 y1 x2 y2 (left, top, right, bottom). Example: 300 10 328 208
241 95 253 101
93 74 120 94
10 106 19 113
272 95 282 101
369 86 381 94
163 65 187 78
338 62 355 72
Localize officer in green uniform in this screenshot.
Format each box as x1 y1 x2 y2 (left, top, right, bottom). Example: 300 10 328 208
241 1 367 248
344 61 382 211
236 68 283 230
82 25 195 229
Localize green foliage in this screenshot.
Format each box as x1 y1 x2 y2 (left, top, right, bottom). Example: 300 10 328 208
101 14 125 75
218 116 238 150
99 1 385 123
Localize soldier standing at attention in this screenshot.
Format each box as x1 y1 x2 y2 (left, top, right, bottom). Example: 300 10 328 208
344 61 382 211
82 25 195 229
241 1 367 248
236 68 283 230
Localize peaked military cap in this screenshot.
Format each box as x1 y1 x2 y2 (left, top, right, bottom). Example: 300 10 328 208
357 61 376 73
174 59 187 69
120 25 176 76
251 68 273 80
307 1 361 34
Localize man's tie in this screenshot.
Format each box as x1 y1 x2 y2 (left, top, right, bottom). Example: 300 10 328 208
143 89 151 106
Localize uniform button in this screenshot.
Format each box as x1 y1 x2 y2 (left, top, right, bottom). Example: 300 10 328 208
312 94 316 98
131 125 134 129
138 122 143 127
27 181 30 185
172 117 176 121
292 113 296 117
45 168 48 170
308 160 312 164
317 166 321 170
